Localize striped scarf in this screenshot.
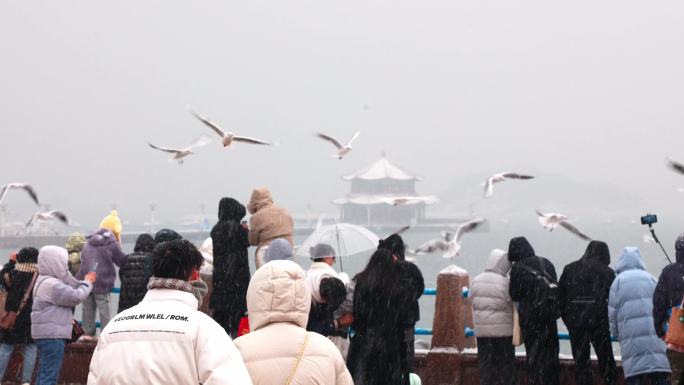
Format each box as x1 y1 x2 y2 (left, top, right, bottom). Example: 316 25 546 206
15 263 38 273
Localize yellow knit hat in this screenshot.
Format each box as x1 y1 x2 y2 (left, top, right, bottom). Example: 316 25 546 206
99 210 122 241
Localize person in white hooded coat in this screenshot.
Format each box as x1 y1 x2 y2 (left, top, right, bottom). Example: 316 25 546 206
470 249 518 385
234 260 353 385
87 240 252 385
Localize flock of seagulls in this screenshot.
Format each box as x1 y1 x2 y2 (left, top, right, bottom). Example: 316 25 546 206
405 157 684 259
148 109 360 165
7 112 684 249
0 183 69 230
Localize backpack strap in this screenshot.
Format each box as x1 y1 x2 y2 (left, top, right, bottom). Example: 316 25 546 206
515 263 554 285
16 273 38 315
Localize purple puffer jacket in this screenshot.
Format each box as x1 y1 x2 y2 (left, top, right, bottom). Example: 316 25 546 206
76 229 128 294
32 246 93 340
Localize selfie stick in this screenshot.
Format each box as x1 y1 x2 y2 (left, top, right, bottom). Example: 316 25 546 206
649 224 673 264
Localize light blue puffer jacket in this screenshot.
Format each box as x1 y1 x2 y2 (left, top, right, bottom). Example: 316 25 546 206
609 247 670 378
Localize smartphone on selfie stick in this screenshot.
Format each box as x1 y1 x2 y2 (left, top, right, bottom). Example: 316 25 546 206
641 214 672 264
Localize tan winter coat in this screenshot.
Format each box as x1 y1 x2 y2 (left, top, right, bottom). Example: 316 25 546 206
247 188 294 248
234 260 353 385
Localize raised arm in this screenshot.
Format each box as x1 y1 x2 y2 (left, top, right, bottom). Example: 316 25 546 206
52 280 93 308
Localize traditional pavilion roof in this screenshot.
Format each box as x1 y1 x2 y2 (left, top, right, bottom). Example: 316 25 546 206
343 156 421 181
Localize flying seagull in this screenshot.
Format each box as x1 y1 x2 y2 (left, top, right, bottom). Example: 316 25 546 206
667 158 684 175
412 218 486 258
536 210 591 241
483 172 535 198
0 183 39 205
190 110 275 147
380 196 429 206
315 131 361 159
148 134 212 165
26 210 69 228
413 231 453 255
444 218 487 258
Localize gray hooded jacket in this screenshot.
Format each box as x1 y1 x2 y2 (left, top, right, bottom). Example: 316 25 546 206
31 246 93 340
470 250 514 337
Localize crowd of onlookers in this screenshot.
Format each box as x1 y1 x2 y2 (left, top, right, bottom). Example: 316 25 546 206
0 187 424 385
2 187 684 385
470 235 684 385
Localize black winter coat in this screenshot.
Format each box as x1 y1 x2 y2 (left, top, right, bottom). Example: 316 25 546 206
347 263 412 385
559 241 615 331
210 198 250 318
118 252 154 313
653 248 684 337
508 237 560 329
397 261 425 328
1 265 38 344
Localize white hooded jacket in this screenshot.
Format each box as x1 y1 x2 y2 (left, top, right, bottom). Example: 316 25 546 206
87 288 252 385
469 249 515 337
234 260 353 385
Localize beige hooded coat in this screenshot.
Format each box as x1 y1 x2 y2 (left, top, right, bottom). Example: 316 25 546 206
247 188 294 248
234 260 353 385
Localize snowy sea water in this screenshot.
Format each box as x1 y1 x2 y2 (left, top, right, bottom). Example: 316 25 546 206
1 218 679 356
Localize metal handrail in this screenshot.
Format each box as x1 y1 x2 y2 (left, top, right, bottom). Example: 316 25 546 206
89 287 617 342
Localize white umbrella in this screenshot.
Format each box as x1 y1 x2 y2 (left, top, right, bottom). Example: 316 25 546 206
297 223 380 271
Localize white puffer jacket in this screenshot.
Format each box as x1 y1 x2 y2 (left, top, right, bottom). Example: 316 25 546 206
234 260 353 385
87 288 253 385
470 250 515 337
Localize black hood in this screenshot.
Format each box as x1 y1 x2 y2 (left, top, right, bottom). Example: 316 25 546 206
154 229 182 244
508 237 535 263
582 240 610 265
378 234 406 260
676 233 684 264
134 233 156 253
218 197 246 222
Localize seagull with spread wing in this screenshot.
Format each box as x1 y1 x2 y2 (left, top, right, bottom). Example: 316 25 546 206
148 134 212 165
444 218 487 258
667 158 684 175
0 183 39 205
413 232 453 255
383 196 438 206
26 210 69 228
411 218 487 259
483 172 535 198
536 210 592 241
315 131 361 159
190 110 275 148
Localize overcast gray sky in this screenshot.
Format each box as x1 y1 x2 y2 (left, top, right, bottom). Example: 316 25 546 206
2 0 684 230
